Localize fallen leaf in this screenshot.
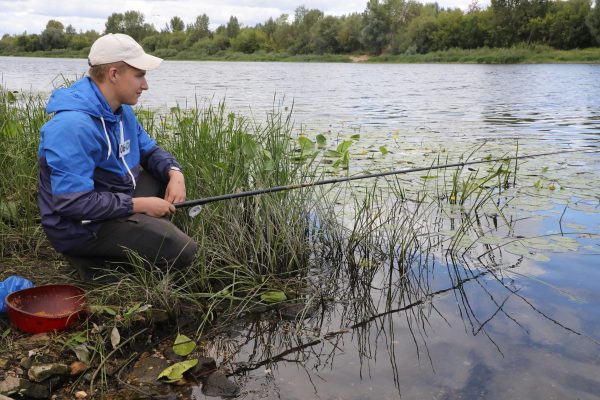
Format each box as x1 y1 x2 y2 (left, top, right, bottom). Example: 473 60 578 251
70 361 88 376
110 326 120 349
157 359 198 383
73 344 90 363
173 334 196 356
260 290 287 303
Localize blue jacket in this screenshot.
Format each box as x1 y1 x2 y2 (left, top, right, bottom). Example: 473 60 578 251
38 77 180 253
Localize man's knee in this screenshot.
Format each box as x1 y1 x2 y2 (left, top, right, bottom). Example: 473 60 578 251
171 239 198 269
145 218 197 269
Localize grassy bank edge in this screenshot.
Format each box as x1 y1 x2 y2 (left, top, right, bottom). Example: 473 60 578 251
1 45 600 64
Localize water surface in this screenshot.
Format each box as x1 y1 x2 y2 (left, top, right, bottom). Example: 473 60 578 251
2 57 599 399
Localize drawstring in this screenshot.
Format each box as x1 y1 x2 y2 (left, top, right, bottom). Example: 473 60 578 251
99 116 136 189
120 120 136 189
100 117 112 159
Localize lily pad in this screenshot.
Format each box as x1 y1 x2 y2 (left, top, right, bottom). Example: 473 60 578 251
568 203 598 213
564 223 586 230
477 235 507 245
520 237 556 250
503 241 550 262
550 236 579 252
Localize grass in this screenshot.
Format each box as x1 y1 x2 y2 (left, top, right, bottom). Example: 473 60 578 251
0 87 48 259
0 82 523 320
0 82 541 396
2 45 600 64
369 44 600 64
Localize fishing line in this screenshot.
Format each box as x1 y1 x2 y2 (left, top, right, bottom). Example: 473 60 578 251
175 147 600 217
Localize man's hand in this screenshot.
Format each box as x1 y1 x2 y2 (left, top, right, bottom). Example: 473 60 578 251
133 197 175 218
165 169 186 204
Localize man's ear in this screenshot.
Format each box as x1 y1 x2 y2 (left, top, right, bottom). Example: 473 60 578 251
108 66 119 83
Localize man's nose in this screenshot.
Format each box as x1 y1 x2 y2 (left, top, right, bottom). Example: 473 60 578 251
141 77 149 90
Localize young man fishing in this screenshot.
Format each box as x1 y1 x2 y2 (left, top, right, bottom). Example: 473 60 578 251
38 33 197 281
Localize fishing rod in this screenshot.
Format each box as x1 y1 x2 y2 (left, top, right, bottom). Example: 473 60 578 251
80 147 597 224
175 147 599 215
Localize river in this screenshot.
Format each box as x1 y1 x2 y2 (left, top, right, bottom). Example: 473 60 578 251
2 57 600 399
2 57 600 143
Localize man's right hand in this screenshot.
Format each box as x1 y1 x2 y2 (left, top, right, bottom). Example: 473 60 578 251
132 197 176 218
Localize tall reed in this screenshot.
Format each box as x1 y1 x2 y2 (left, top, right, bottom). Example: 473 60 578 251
0 86 49 258
1 84 516 331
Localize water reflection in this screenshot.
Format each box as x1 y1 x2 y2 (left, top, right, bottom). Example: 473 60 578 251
191 187 600 399
192 256 599 399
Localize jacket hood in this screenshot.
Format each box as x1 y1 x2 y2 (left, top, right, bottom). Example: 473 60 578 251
46 77 116 122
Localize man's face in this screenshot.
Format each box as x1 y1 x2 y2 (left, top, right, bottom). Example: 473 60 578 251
113 64 148 106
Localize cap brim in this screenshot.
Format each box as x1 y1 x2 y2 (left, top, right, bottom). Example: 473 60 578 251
124 53 163 71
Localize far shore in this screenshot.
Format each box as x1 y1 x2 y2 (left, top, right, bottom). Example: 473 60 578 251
1 46 600 64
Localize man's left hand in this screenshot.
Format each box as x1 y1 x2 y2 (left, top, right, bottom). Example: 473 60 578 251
165 169 186 204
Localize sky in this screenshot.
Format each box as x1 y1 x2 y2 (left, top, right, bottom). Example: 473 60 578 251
0 0 488 37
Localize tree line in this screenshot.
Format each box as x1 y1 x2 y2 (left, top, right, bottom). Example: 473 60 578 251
2 0 600 58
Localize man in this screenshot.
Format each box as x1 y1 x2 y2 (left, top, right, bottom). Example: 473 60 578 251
38 33 197 281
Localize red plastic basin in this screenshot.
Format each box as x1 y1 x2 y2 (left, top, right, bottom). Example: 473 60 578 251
6 284 86 334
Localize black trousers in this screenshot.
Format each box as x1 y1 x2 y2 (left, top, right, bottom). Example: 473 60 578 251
64 171 198 276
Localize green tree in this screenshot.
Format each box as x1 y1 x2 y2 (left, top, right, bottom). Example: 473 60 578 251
15 33 42 52
361 0 391 53
489 0 520 46
186 14 211 43
460 9 489 48
290 6 324 53
226 16 240 38
40 20 66 50
105 12 125 33
337 13 364 52
167 31 186 51
170 16 185 32
404 14 439 53
46 20 65 32
69 32 97 51
386 0 422 37
309 16 342 53
586 0 600 44
105 10 155 41
230 28 266 53
141 34 168 52
256 17 277 51
271 14 294 52
545 0 592 49
433 9 465 50
489 0 553 46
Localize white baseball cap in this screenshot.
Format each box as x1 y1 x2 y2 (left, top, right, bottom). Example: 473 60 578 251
88 33 162 71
